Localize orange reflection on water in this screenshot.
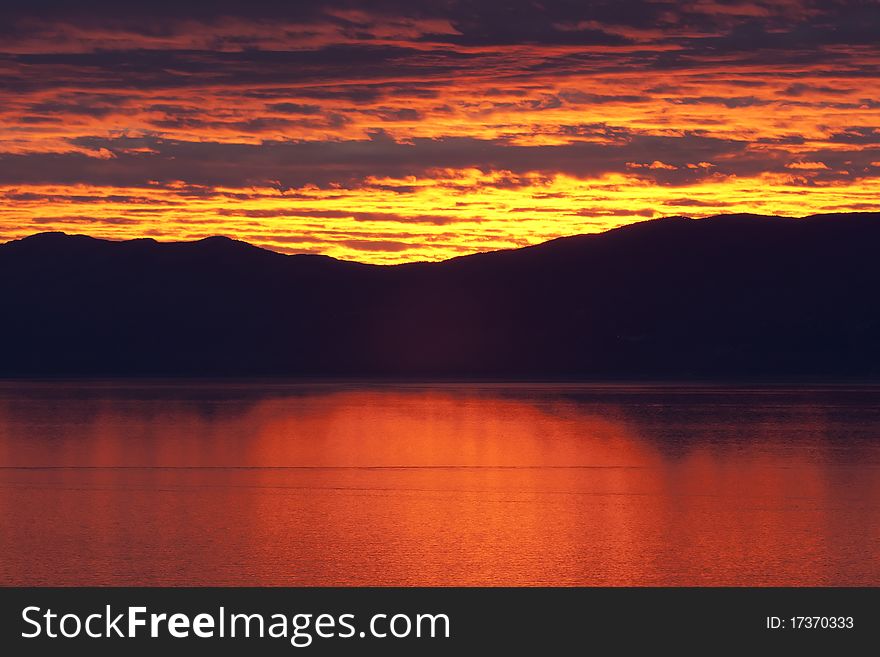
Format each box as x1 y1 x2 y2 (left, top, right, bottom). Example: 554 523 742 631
0 383 879 585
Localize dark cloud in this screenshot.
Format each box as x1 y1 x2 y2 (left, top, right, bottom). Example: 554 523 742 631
829 127 880 145
151 116 303 132
754 136 807 145
418 25 630 48
662 198 736 208
26 101 117 117
666 96 772 109
780 83 854 97
267 103 323 115
341 239 415 252
573 208 656 217
361 107 423 121
558 91 648 105
217 208 462 224
30 214 139 225
4 45 478 93
0 128 800 189
3 192 168 204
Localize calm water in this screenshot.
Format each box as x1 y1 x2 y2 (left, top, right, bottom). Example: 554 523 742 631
1 382 879 586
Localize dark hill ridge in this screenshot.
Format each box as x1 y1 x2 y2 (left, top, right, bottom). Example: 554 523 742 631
2 212 879 377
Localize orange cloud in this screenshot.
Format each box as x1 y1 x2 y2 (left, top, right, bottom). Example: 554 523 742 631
0 1 878 262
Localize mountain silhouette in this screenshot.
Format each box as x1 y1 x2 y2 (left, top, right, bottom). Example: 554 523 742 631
2 212 879 378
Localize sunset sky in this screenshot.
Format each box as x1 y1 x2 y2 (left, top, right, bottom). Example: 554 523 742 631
1 0 878 263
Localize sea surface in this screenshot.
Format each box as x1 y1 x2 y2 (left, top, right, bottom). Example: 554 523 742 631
1 382 878 586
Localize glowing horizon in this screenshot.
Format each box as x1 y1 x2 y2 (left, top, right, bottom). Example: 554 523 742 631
8 207 877 266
